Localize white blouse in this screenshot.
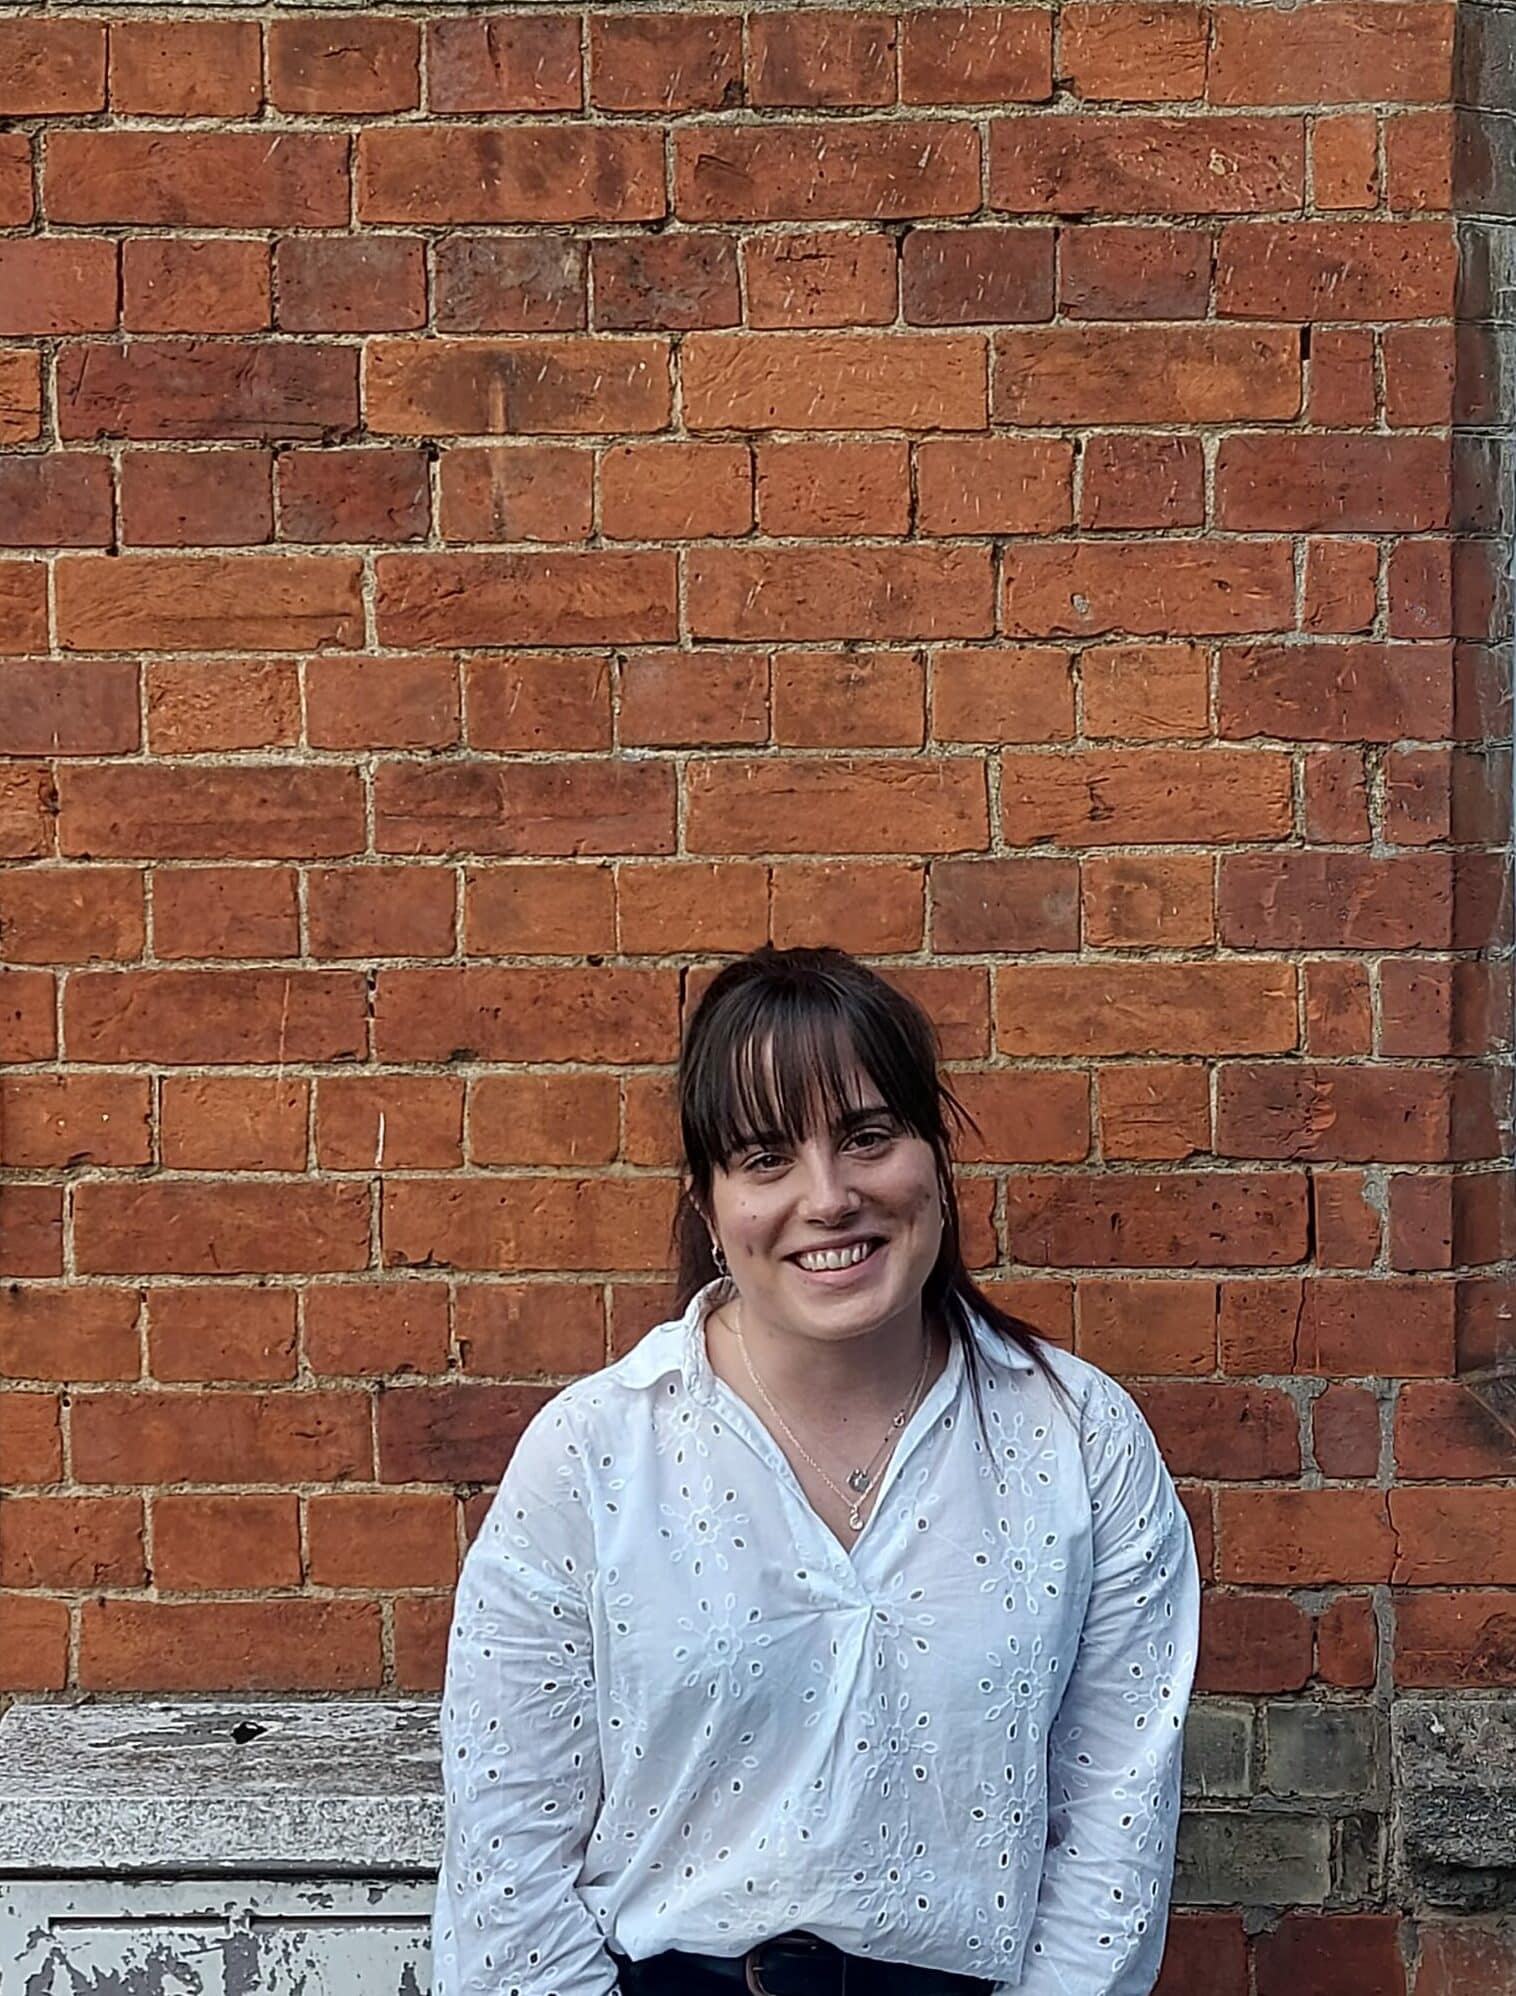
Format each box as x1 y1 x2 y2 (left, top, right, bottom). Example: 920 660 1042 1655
432 1276 1200 1996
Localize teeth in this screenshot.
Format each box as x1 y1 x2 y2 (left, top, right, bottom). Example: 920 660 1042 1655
796 1241 875 1271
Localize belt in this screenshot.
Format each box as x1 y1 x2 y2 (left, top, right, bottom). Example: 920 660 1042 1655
615 1931 997 1996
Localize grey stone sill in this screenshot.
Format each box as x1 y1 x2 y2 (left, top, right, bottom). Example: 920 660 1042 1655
0 1700 443 1876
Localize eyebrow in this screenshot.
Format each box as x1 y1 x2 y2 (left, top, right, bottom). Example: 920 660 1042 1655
739 1106 895 1146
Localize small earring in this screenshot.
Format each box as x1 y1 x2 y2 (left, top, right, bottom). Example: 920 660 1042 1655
709 1237 729 1277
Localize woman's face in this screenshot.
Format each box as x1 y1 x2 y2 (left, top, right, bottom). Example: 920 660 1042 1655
700 1056 945 1346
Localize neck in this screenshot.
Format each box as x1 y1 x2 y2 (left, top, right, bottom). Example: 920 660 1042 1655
714 1288 944 1428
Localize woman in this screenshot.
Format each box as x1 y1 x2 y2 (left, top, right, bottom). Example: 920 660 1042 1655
432 945 1201 1996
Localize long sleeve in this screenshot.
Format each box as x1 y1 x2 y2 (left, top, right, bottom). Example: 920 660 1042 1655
1008 1374 1201 1996
431 1398 618 1996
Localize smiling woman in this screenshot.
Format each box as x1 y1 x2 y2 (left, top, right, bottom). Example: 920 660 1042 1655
431 946 1200 1996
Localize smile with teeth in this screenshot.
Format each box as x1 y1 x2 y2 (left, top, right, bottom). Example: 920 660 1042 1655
793 1239 881 1272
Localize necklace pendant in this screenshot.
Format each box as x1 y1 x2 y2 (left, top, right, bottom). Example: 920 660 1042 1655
847 1468 872 1494
848 1507 864 1531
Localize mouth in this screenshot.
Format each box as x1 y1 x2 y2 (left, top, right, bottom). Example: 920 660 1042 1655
787 1237 886 1283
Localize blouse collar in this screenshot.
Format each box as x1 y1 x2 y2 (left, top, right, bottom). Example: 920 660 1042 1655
615 1275 1037 1399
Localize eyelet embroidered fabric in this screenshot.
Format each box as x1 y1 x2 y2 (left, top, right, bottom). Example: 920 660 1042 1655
431 1278 1201 1996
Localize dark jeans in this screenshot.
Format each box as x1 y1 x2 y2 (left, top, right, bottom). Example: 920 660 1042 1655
613 1932 997 1996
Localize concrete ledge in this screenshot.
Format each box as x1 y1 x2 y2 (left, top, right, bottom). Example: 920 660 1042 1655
0 1700 442 1876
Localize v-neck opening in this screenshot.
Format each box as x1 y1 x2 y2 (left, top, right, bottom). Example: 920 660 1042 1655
690 1284 966 1572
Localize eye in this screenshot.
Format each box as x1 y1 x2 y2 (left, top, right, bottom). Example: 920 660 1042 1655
849 1126 894 1150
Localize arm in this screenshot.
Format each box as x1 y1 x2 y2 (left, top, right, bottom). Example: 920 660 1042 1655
1009 1374 1201 1996
431 1398 619 1996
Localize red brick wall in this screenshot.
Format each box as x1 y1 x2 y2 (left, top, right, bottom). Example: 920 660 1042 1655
1 4 1512 1980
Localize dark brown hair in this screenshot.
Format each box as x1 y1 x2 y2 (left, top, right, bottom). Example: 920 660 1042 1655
668 944 1074 1426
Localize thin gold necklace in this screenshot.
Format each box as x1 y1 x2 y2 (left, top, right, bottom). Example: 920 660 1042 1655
731 1300 935 1534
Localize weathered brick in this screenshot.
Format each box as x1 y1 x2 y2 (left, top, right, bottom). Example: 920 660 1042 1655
1001 749 1292 844
1216 436 1450 531
1059 224 1211 318
1005 1172 1311 1268
439 446 594 542
1001 542 1295 638
46 133 349 228
917 438 1071 534
122 240 270 335
995 963 1296 1055
359 128 663 224
757 441 910 536
1219 644 1454 741
600 443 752 540
152 865 300 960
990 116 1304 214
0 353 42 458
995 325 1297 423
617 861 771 956
1063 4 1208 100
153 1494 301 1592
0 1285 141 1381
59 342 356 442
119 450 274 548
146 662 300 756
75 1185 371 1279
276 237 425 334
743 231 898 327
315 1077 463 1173
0 660 139 756
748 12 897 107
110 19 261 116
618 651 768 748
0 868 144 964
901 8 1052 103
278 448 430 545
0 19 105 114
269 17 420 113
0 457 113 548
683 331 986 431
1220 852 1459 949
160 1076 309 1173
64 968 366 1065
0 139 31 230
1080 438 1204 531
1083 853 1215 947
365 336 669 437
375 551 676 649
466 654 611 752
589 13 742 111
56 555 362 653
427 16 580 111
1216 221 1457 318
1217 1064 1501 1163
308 658 459 753
434 237 585 335
689 546 993 641
674 122 981 221
592 235 740 331
0 240 117 336
381 1189 662 1294
930 647 1075 744
685 757 988 855
1210 2 1453 105
79 1600 381 1693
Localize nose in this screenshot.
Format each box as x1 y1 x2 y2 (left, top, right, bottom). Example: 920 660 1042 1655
795 1145 860 1221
